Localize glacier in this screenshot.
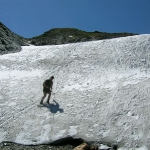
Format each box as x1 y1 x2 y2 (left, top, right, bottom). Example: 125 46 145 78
0 34 150 149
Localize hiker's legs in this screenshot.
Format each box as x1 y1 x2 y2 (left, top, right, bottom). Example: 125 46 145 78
47 92 51 104
40 92 47 104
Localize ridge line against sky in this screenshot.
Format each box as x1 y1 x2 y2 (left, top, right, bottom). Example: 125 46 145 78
0 0 150 38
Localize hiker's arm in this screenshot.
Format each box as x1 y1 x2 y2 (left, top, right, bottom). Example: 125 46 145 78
50 83 53 91
50 86 52 91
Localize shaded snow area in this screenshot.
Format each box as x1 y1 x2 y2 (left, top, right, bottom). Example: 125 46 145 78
0 34 150 149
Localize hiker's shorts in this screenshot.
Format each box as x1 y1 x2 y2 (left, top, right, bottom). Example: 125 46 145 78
43 87 51 93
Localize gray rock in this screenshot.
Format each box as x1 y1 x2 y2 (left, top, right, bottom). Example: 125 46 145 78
0 22 29 55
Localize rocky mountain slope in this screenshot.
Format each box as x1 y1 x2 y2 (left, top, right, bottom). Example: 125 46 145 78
0 22 137 55
30 28 137 46
0 22 29 55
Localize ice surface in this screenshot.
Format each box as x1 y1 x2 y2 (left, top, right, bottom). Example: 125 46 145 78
0 35 150 149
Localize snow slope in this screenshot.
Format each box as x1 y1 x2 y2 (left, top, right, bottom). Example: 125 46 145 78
0 34 150 149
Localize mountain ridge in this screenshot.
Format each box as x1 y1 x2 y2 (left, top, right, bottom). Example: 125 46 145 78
29 28 137 46
0 22 137 54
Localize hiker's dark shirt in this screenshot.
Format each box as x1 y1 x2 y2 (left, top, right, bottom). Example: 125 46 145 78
43 79 53 93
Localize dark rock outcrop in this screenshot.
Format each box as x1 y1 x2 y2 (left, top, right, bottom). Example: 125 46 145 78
29 28 137 46
0 22 29 55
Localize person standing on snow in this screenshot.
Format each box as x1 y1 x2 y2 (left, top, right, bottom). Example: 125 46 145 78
40 76 54 104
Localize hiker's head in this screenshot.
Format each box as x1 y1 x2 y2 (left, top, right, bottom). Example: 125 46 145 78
50 76 54 80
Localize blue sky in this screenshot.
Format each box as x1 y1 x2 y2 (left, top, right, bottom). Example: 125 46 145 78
0 0 150 38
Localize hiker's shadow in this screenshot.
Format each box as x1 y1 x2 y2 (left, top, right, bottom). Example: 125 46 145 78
43 100 64 113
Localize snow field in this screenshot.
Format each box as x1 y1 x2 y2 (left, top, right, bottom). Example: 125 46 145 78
0 34 150 149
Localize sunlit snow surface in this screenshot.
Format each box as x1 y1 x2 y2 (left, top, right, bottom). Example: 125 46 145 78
0 35 150 149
